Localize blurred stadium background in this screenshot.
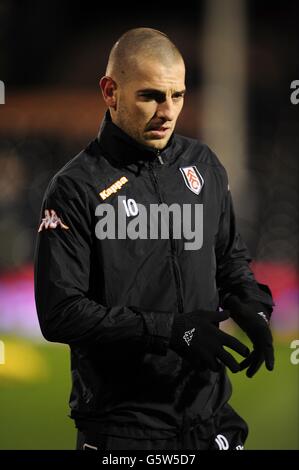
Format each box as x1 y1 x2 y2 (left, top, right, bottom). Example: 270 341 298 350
0 0 298 449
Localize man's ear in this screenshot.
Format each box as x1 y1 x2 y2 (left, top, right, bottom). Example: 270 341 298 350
99 76 117 109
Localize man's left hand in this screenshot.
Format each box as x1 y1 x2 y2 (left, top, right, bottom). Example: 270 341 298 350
225 297 274 378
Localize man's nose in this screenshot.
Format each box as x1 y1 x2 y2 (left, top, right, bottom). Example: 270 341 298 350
156 98 176 121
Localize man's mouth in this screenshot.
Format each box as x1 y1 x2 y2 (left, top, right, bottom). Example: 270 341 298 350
146 125 170 138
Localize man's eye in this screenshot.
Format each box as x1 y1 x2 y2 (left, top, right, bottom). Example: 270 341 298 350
138 93 165 102
138 92 184 102
172 94 184 101
141 94 155 100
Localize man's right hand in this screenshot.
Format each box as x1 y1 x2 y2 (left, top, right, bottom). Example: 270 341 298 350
169 310 250 373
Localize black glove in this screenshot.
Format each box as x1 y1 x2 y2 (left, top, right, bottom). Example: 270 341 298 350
169 309 250 373
225 296 274 378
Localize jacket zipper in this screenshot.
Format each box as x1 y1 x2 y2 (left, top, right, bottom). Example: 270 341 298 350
148 151 184 313
156 149 164 165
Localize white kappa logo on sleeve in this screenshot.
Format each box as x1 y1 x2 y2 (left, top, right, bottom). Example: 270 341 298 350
38 209 69 232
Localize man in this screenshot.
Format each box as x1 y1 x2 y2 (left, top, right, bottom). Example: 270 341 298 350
34 28 274 450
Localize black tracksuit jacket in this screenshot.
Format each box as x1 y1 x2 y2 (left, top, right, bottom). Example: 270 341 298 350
34 111 274 439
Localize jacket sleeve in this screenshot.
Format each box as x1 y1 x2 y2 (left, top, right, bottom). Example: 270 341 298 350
34 174 173 354
215 174 274 311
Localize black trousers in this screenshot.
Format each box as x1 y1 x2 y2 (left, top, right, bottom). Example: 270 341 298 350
76 404 248 450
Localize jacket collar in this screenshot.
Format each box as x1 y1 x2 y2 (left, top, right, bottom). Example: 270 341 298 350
96 110 178 167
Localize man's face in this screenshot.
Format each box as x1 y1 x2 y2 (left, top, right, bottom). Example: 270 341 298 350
112 59 186 150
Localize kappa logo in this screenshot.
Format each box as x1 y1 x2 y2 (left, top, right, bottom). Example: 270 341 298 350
38 209 69 232
180 166 204 195
183 328 195 346
99 176 128 200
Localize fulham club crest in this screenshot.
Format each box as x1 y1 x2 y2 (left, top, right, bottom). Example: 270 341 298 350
180 166 204 195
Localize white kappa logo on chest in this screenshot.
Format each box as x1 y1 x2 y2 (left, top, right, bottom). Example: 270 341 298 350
180 166 204 195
